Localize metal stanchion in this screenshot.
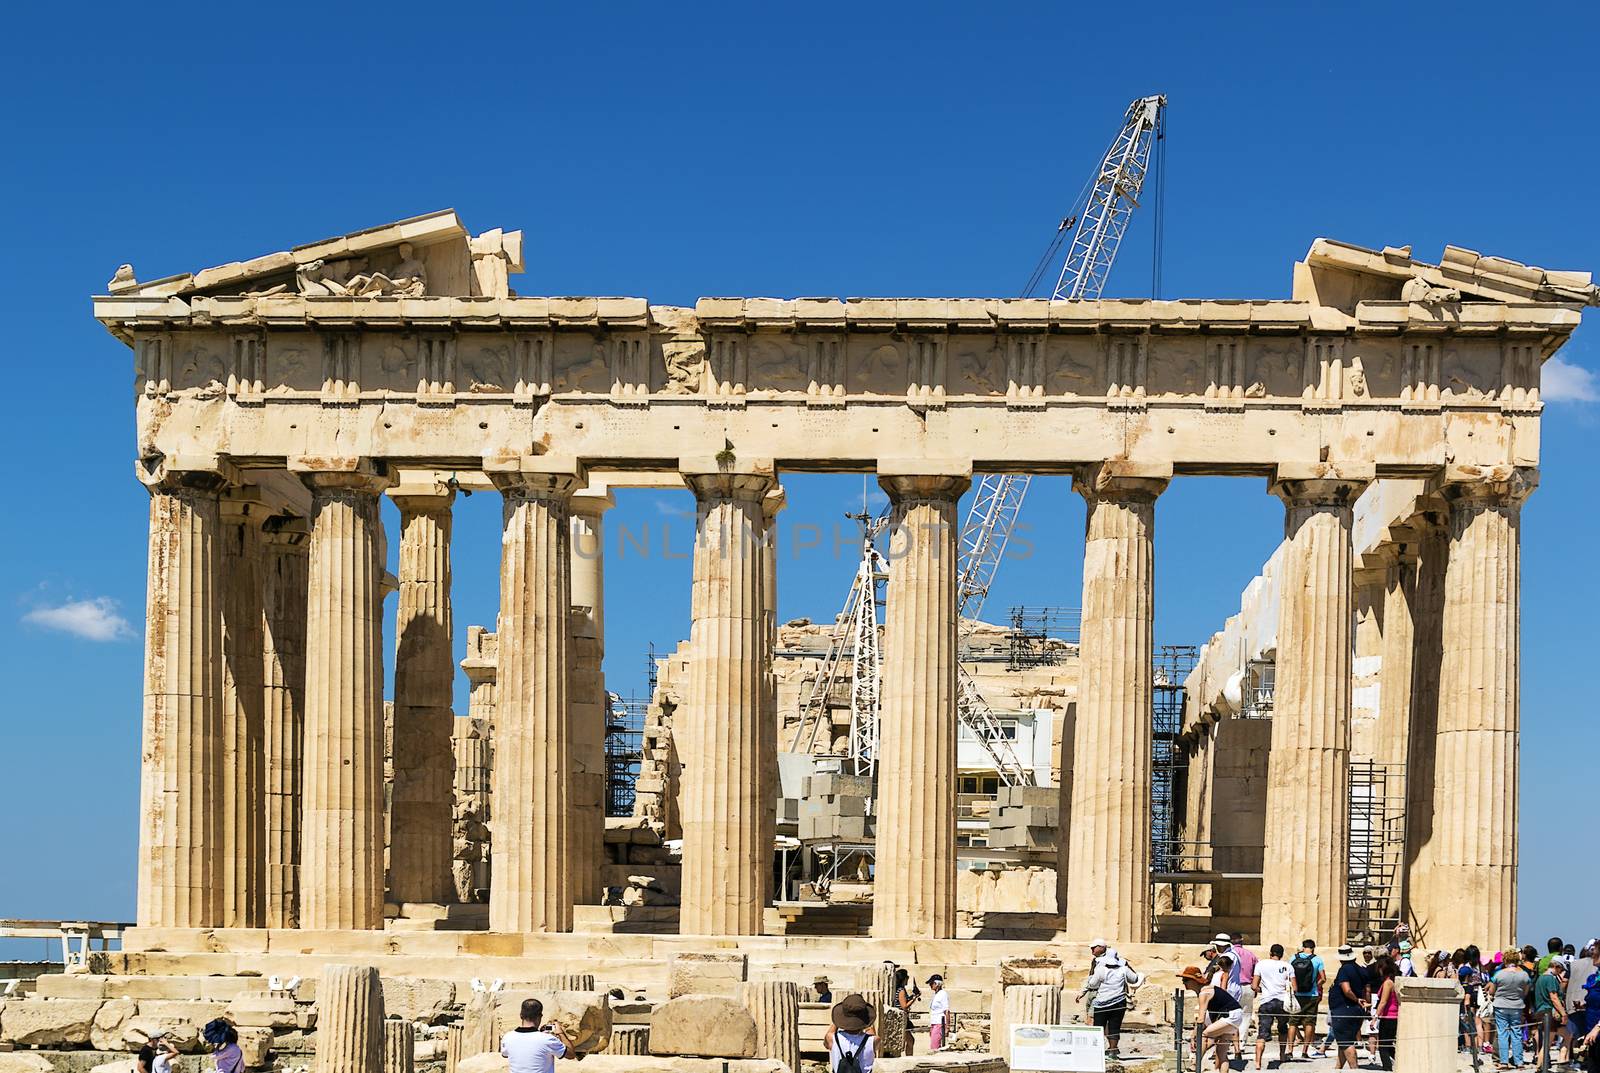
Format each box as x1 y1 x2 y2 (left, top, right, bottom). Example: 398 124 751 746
1175 987 1186 1073
1541 1011 1553 1072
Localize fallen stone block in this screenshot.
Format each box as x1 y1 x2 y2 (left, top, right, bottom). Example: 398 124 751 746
0 998 104 1047
90 998 140 1051
0 1056 57 1073
238 1026 274 1068
489 991 612 1054
122 1015 202 1053
648 995 757 1058
668 952 748 998
225 995 300 1029
379 978 455 1025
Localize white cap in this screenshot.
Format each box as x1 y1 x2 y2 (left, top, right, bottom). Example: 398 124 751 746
1089 938 1109 949
1338 945 1357 962
1213 933 1233 944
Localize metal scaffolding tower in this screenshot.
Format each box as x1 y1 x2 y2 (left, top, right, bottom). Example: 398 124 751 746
1151 645 1199 874
1006 606 1082 670
604 692 647 817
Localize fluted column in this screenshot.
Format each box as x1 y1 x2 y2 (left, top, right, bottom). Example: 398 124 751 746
1260 469 1369 946
261 516 308 928
220 491 268 928
1416 468 1533 946
1065 463 1167 941
568 490 612 905
873 464 969 938
1375 542 1418 772
314 964 385 1073
679 461 777 936
388 483 457 906
488 457 583 933
759 485 786 909
296 462 391 931
1402 510 1448 929
136 464 230 928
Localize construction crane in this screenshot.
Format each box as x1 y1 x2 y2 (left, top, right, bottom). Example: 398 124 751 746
788 94 1168 787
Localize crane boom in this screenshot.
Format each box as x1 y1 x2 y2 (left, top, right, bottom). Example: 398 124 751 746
789 94 1168 792
951 94 1167 786
1052 94 1166 301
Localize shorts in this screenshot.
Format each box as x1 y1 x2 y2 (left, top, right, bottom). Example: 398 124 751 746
1258 999 1291 1042
1330 1008 1362 1047
1290 996 1321 1029
1093 1005 1127 1037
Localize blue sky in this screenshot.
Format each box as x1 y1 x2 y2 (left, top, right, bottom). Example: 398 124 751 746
2 2 1596 956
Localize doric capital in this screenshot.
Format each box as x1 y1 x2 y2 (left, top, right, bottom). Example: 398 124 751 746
485 454 586 500
760 484 787 524
1073 461 1171 503
1270 462 1373 509
681 455 777 503
135 453 239 496
289 456 393 496
877 458 971 504
570 488 616 520
1437 464 1538 509
387 473 456 516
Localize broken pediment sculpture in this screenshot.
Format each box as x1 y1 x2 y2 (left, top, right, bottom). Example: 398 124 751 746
1400 274 1462 304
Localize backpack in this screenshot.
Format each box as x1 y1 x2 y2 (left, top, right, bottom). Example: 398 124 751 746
1292 952 1318 993
836 1034 864 1073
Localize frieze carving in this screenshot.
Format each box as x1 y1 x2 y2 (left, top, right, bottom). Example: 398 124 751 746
122 322 1558 409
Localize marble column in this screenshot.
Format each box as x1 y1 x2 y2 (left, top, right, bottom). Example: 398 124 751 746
1260 469 1369 946
872 465 969 939
136 465 229 929
1065 463 1167 941
388 483 457 906
219 491 268 928
568 490 612 905
1402 511 1448 930
1375 542 1418 773
1416 469 1533 946
261 515 308 928
296 463 391 931
758 486 786 909
679 462 776 936
488 458 583 933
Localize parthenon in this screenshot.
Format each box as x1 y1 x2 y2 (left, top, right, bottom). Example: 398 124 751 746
90 208 1593 968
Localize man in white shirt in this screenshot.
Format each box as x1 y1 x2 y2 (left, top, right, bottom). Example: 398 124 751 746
501 998 574 1073
927 974 952 1052
1253 943 1295 1069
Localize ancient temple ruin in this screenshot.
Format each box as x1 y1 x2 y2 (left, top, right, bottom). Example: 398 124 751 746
92 209 1593 968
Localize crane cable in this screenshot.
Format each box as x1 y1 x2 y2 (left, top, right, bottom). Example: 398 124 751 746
1018 119 1122 299
1150 102 1168 300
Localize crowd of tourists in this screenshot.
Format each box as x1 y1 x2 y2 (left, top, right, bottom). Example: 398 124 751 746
1170 930 1600 1073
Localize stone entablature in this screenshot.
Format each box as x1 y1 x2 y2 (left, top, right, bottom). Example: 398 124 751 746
101 298 1570 475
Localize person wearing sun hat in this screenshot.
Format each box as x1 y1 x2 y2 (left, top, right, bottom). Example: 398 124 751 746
825 993 876 1072
1182 964 1245 1071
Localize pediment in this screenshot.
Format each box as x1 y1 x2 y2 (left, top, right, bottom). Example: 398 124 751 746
104 209 524 301
1294 237 1598 312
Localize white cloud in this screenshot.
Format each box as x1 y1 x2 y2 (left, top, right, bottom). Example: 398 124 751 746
22 597 136 642
1541 357 1599 403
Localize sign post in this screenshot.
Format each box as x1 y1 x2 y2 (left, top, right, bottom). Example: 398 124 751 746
1009 1024 1108 1072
